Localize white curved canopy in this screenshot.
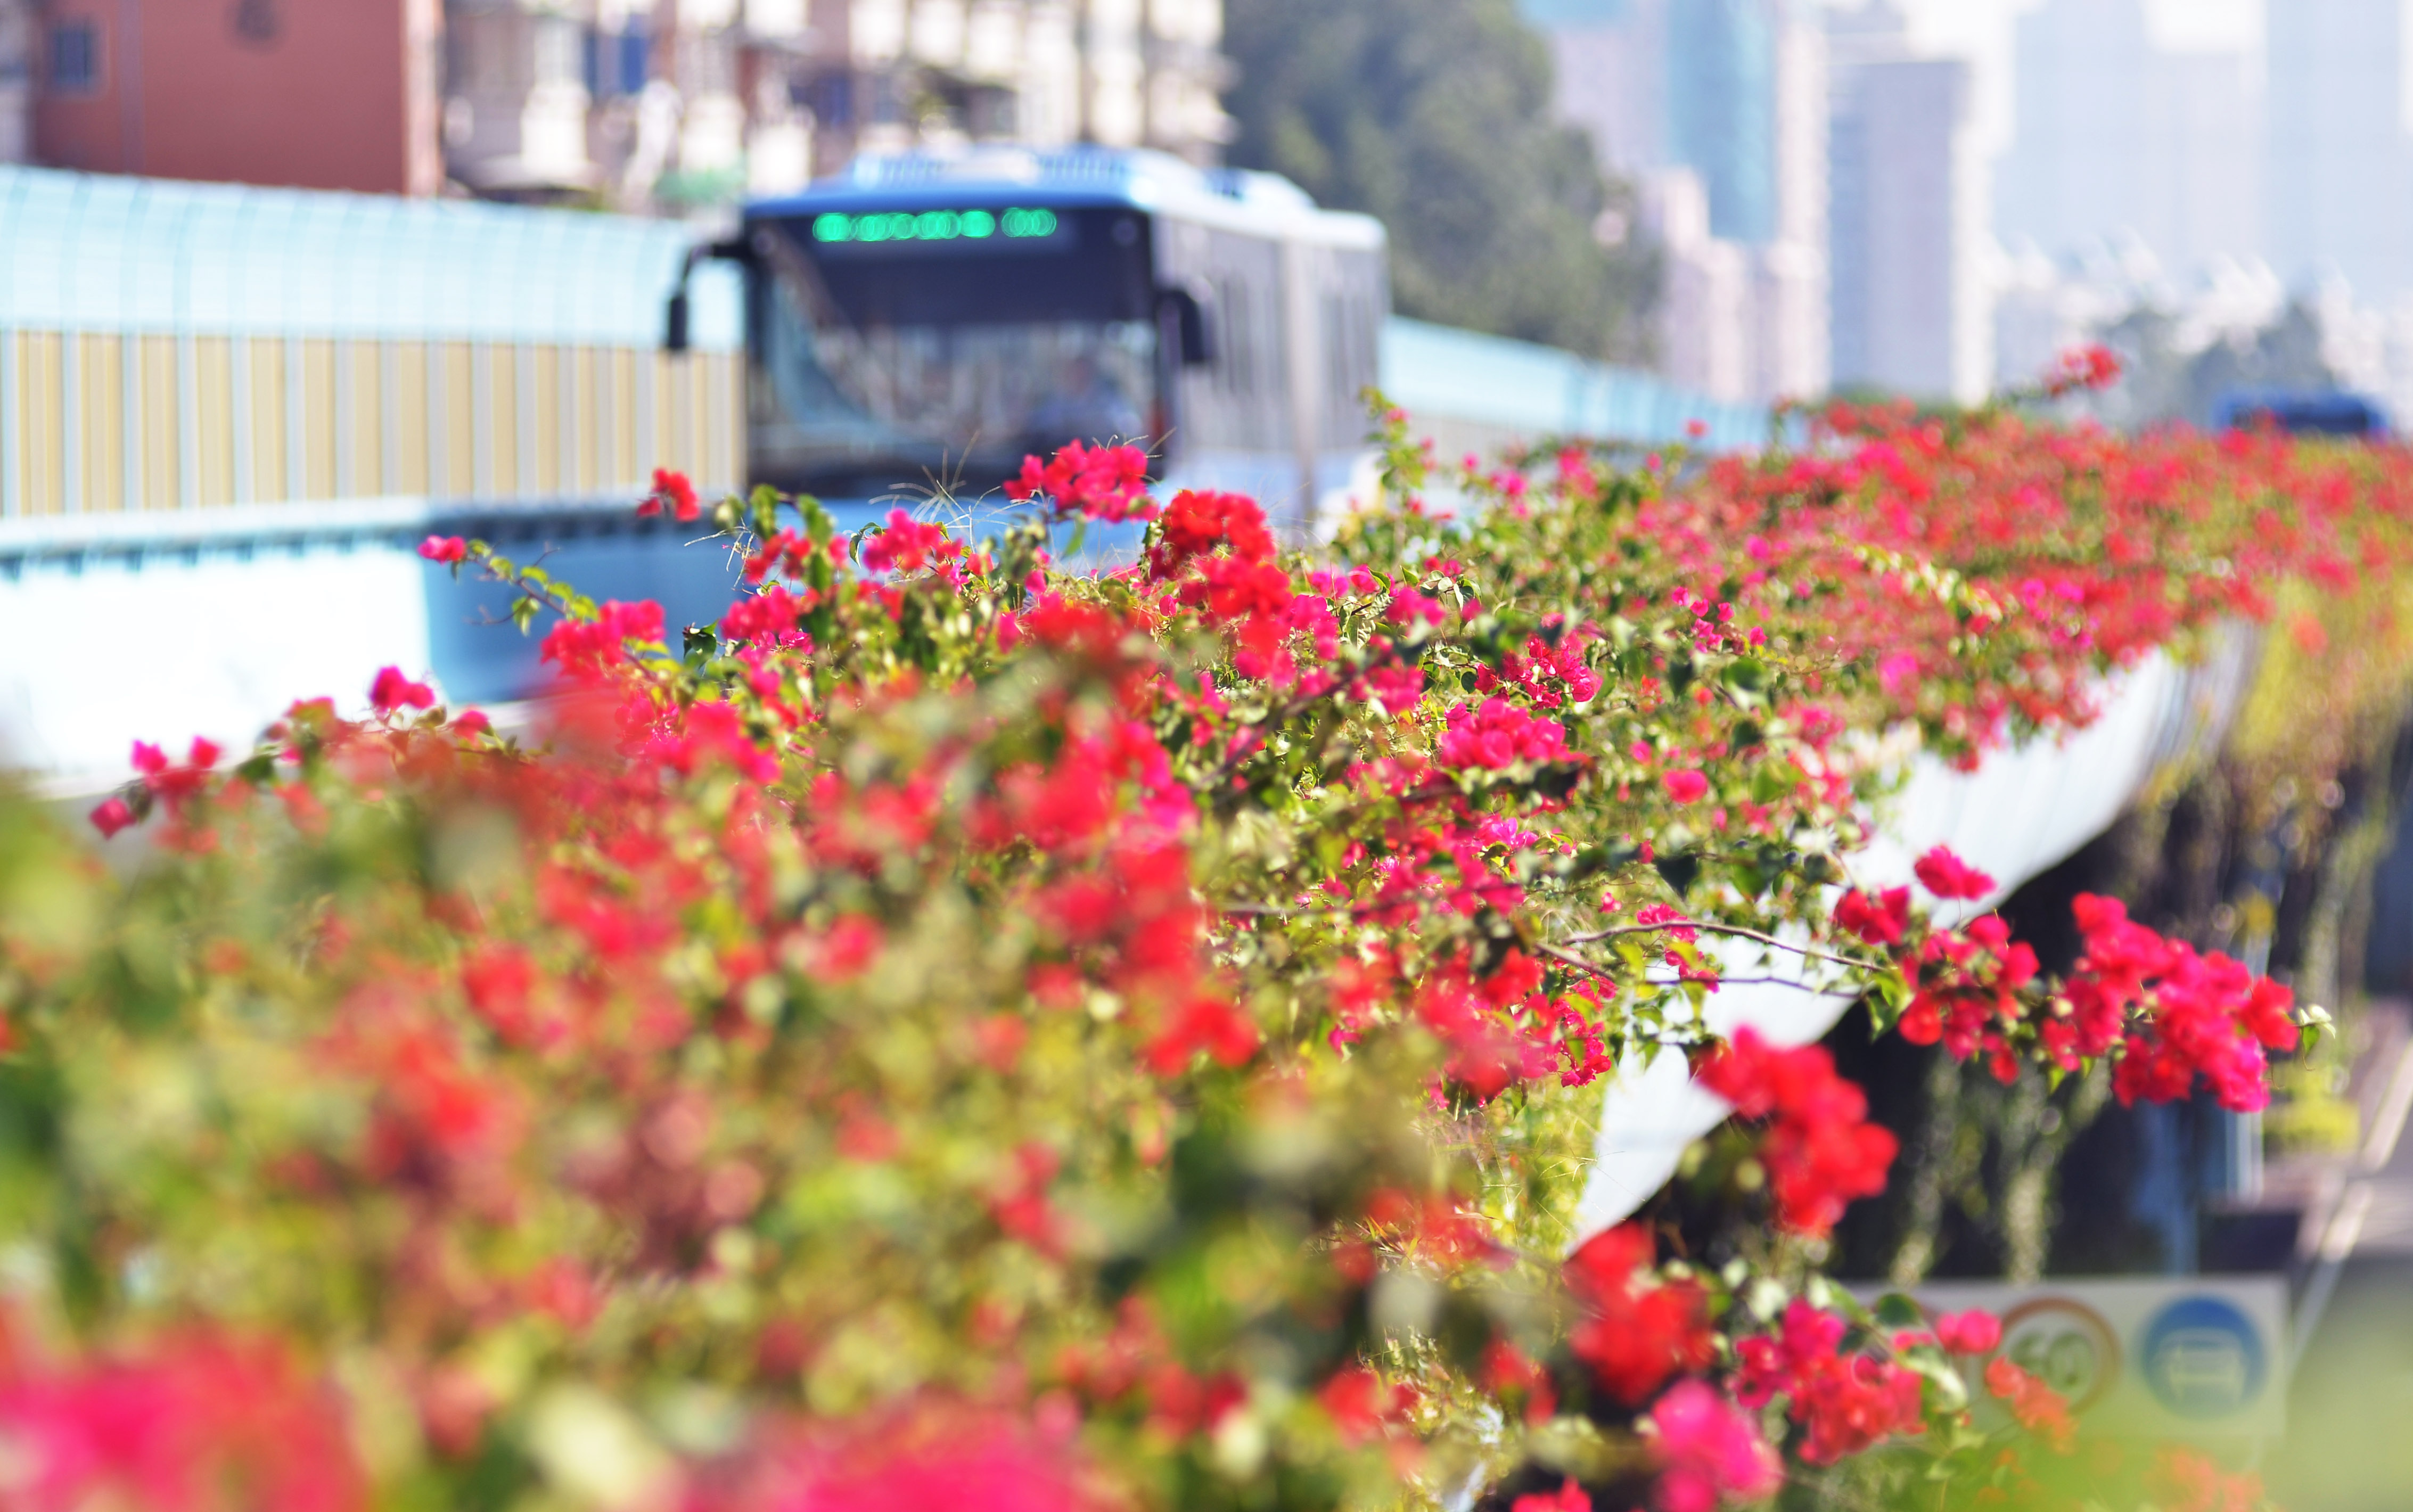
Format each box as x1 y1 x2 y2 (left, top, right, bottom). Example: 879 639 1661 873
1570 632 2261 1242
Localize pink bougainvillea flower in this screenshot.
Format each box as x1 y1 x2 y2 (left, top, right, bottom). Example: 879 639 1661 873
1648 1379 1783 1512
88 796 136 839
418 535 468 565
1005 441 1157 523
368 667 437 713
1661 769 1710 803
1933 1309 2002 1356
1876 652 1918 697
1438 697 1571 771
860 510 950 574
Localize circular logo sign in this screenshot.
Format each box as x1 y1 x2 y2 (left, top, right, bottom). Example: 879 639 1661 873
2140 1296 2265 1420
1999 1297 2121 1411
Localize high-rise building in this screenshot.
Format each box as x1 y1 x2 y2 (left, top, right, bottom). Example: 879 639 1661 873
11 0 1228 207
1529 0 1827 403
1646 168 1754 399
1828 1 1989 402
1667 0 1774 244
1996 0 2261 284
2267 0 2413 301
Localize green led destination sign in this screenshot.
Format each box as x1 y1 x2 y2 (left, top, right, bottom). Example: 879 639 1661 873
810 208 1061 244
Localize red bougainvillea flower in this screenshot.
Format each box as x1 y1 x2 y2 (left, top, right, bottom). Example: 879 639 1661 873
1316 1363 1417 1445
2042 343 2123 397
1647 1379 1783 1512
1834 886 1911 947
1985 1357 2076 1453
1563 1224 1713 1405
1735 1299 1924 1464
1698 1028 1897 1236
1512 1480 1591 1512
417 535 468 565
2066 894 2300 1113
1146 489 1275 581
641 467 701 522
2145 1444 2267 1512
541 600 666 678
1913 845 1995 900
368 667 437 713
1005 441 1158 523
1142 995 1260 1075
860 510 951 574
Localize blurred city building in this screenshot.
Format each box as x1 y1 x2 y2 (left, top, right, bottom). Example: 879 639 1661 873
4 0 1229 209
2267 0 2413 303
1996 0 2413 358
448 0 1231 207
1526 0 1829 406
797 0 1232 175
1826 1 1988 404
1996 0 2263 288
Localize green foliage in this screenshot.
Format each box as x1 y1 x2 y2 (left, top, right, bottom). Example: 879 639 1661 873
1223 0 1659 363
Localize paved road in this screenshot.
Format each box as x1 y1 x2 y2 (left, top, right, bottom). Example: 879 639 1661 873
2266 1046 2413 1509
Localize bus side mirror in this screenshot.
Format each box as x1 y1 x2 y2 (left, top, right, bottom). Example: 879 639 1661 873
664 290 692 354
1160 285 1214 367
663 235 749 354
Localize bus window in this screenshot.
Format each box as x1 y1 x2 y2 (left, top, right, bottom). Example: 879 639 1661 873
746 206 1164 497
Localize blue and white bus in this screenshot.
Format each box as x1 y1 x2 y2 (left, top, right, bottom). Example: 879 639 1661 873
668 147 1390 536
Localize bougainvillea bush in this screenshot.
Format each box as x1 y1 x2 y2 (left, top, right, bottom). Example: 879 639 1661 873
5 371 2398 1512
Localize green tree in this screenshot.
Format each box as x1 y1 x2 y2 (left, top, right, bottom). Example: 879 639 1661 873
1224 0 1658 363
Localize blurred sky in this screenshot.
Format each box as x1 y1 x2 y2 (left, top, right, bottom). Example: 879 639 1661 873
1885 0 2263 152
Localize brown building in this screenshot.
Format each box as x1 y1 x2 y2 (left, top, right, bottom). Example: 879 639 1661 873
29 0 444 195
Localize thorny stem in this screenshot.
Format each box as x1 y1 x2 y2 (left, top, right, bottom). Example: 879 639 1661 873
1557 918 1881 973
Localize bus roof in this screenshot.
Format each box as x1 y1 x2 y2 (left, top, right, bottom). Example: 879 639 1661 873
745 146 1388 252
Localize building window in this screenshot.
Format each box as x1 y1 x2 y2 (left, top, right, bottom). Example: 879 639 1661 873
49 19 101 95
618 27 650 95
532 15 583 89
587 24 650 98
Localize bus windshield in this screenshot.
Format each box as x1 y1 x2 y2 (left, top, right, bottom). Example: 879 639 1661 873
746 207 1164 497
